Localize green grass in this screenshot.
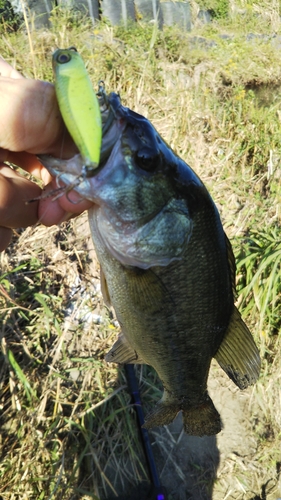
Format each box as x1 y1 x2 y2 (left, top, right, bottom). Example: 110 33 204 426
0 5 281 499
236 228 281 346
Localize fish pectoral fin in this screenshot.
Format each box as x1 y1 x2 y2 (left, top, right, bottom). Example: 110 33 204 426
215 306 261 389
105 333 144 364
100 266 111 307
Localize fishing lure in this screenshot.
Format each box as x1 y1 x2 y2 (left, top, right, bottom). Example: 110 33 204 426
52 47 102 176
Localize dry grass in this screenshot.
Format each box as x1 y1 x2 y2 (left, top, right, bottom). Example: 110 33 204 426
0 5 281 499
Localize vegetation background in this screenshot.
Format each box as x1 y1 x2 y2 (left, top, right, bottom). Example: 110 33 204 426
0 1 281 499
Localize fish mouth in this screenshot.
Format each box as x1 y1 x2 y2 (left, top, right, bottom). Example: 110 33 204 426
36 84 124 203
60 85 122 181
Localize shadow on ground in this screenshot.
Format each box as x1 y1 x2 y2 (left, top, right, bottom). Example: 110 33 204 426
150 416 219 500
89 358 269 500
97 412 219 500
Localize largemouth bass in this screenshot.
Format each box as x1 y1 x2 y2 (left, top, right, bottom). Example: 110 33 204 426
40 64 260 436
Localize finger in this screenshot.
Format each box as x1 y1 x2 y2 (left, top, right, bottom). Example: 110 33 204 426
38 180 93 226
0 227 13 251
0 166 41 228
0 58 24 79
0 77 77 157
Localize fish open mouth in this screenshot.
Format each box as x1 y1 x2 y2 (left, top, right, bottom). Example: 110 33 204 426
34 83 124 204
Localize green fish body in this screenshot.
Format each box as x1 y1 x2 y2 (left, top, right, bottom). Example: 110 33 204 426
40 92 261 436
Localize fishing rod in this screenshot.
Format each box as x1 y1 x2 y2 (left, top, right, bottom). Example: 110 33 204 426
124 364 167 500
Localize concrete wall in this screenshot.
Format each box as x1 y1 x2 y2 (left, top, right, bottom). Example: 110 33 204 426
4 0 194 30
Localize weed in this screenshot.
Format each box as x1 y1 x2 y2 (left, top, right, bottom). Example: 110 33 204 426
235 228 281 349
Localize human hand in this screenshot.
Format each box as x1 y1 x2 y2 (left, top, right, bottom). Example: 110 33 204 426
0 58 94 251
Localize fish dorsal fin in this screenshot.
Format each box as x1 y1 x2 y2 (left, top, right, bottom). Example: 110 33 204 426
105 333 144 364
225 233 237 299
215 306 261 389
100 265 111 308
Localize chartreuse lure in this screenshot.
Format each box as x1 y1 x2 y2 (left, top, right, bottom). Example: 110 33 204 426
52 47 102 175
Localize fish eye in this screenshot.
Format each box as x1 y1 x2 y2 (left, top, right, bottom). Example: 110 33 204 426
135 148 160 172
56 52 72 64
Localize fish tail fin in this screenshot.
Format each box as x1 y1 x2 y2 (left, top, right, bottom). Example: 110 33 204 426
182 396 221 436
143 393 221 436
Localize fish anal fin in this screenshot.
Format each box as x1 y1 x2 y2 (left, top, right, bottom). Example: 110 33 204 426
215 306 261 389
105 333 144 364
143 403 179 430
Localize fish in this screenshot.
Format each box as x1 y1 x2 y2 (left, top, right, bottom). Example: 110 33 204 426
40 84 261 437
